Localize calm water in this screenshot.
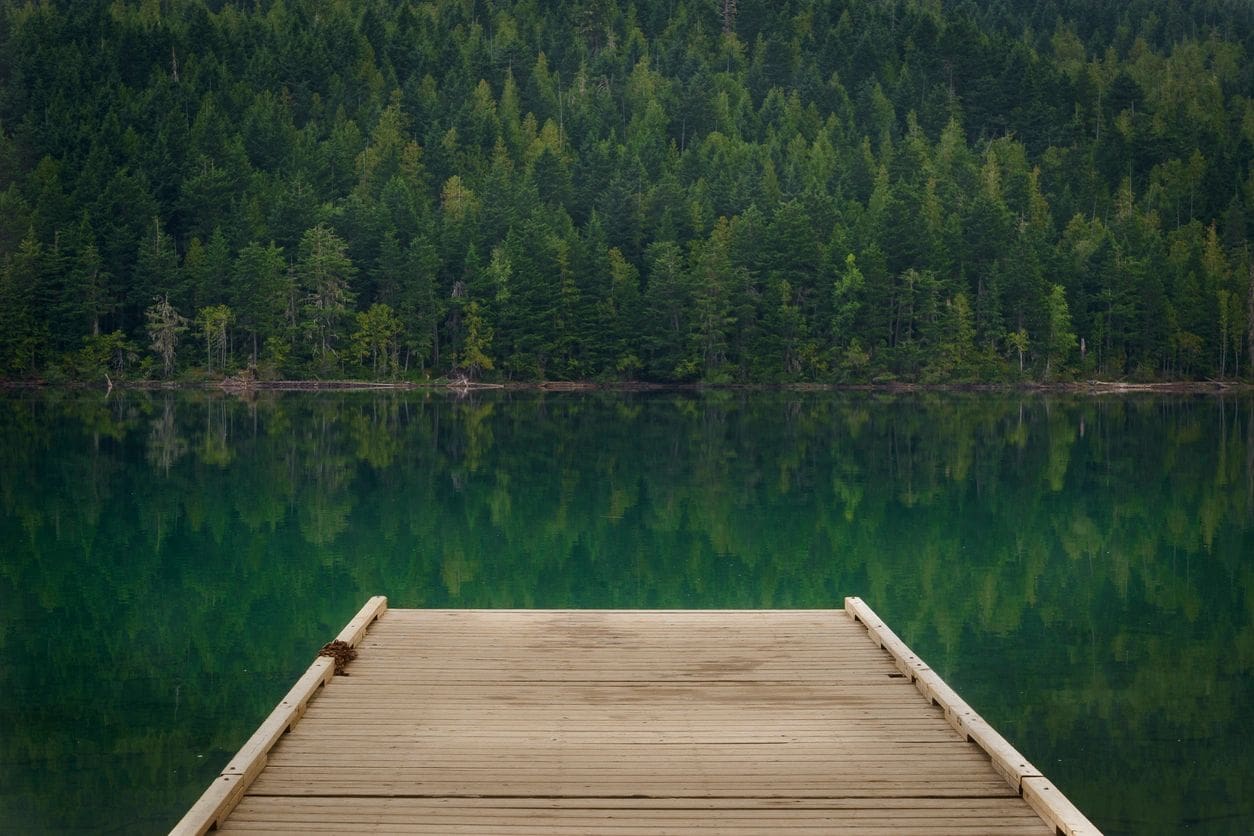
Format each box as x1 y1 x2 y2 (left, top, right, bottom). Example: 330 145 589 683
0 389 1251 834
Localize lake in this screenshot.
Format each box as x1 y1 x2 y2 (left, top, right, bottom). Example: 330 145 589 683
1 389 1251 834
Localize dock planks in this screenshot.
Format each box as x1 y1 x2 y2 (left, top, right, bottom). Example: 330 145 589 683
172 599 1100 835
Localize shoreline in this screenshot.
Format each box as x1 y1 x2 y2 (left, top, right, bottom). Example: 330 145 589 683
2 378 1252 395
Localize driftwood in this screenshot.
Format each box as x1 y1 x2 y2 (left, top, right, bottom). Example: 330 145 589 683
447 373 504 390
219 377 415 391
539 381 597 391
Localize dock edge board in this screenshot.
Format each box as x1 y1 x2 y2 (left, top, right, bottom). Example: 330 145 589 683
170 596 1101 836
844 596 1102 836
168 595 388 836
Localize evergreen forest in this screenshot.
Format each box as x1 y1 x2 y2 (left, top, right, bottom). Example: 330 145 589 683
3 0 1254 383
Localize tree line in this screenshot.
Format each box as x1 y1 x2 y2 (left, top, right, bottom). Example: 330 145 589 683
1 0 1253 382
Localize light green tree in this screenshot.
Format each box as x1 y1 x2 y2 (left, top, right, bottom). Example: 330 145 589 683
935 292 977 380
1005 328 1029 373
458 301 494 378
72 331 137 379
1217 288 1231 377
1248 263 1254 376
1045 284 1078 378
195 304 234 373
831 253 864 346
297 224 356 364
352 303 403 377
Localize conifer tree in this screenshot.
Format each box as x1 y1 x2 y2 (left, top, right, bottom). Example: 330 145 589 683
297 224 357 365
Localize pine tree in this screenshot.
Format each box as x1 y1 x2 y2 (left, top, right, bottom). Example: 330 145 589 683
0 230 45 375
643 241 690 379
66 218 111 339
132 217 180 327
297 224 357 365
608 247 644 378
458 301 494 379
688 218 738 381
233 242 292 366
194 304 234 373
1045 284 1078 378
351 303 403 377
399 232 440 374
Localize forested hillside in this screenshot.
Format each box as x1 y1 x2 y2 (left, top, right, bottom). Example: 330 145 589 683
2 0 1253 383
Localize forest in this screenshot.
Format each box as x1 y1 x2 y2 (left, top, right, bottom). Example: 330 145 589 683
2 0 1254 383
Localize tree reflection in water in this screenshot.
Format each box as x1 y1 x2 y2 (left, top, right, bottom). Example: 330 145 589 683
0 390 1250 834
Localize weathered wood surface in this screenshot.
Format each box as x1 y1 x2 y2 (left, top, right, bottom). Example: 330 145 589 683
846 597 1099 835
180 604 1100 835
170 596 388 836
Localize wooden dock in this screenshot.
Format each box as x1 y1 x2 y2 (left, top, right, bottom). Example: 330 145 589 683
172 597 1100 835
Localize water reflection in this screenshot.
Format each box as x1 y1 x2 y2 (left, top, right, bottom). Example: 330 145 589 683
0 390 1250 834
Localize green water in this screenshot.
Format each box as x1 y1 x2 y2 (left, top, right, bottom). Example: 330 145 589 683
0 390 1251 834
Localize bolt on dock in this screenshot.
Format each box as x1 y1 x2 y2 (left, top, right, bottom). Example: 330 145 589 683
172 597 1100 835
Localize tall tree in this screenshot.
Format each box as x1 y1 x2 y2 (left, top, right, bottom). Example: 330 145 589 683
132 217 180 326
1045 284 1078 378
232 241 292 366
297 224 357 366
458 301 494 379
351 303 403 377
687 218 739 381
0 230 46 375
194 304 233 373
399 233 441 374
643 240 690 379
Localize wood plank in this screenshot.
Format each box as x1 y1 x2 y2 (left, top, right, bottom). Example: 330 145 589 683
245 783 1024 798
335 595 390 646
228 796 1045 812
173 603 1098 836
228 797 1048 812
845 596 1100 833
168 596 388 836
217 828 1042 834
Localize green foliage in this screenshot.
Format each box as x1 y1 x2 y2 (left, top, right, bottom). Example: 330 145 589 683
351 303 403 378
831 253 865 347
1046 284 1078 378
1 0 1252 382
458 301 494 378
0 229 46 376
297 224 356 367
232 241 292 366
194 304 234 374
935 292 978 382
64 331 138 380
1006 328 1030 374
